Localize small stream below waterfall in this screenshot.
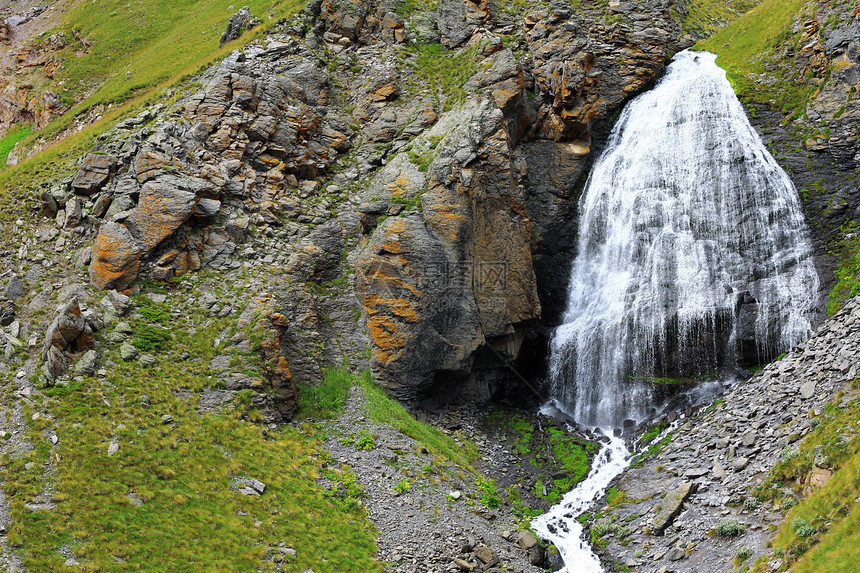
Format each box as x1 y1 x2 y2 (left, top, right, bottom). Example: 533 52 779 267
531 421 630 573
531 380 728 573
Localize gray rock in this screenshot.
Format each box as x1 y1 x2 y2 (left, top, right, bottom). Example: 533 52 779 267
652 482 697 535
119 343 139 361
234 477 267 495
732 457 749 471
72 154 117 196
74 350 99 376
5 275 24 301
65 197 83 229
437 0 492 48
473 544 499 566
410 12 440 44
667 547 686 561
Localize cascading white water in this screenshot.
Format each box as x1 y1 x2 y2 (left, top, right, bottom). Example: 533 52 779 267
532 429 630 573
548 50 819 430
533 50 820 573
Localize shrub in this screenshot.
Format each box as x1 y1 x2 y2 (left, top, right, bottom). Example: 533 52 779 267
743 498 760 512
131 324 172 351
476 477 500 509
779 445 801 462
394 479 411 494
792 517 816 538
355 431 377 451
591 517 629 539
716 518 745 537
736 546 752 561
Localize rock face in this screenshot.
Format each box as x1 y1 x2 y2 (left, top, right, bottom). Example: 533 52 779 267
355 99 540 405
591 295 860 573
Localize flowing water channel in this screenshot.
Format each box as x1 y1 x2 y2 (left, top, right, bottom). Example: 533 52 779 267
533 50 819 571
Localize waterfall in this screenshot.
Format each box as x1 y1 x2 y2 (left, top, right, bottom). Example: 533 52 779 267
547 50 819 430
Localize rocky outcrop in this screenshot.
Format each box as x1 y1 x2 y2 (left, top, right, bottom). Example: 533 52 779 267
438 0 495 48
590 295 860 573
796 1 859 165
40 298 99 384
355 97 541 405
220 6 260 47
526 0 683 142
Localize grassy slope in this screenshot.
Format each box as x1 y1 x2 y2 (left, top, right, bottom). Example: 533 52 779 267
2 280 383 572
0 124 33 165
682 0 762 39
0 0 303 218
751 392 860 573
696 0 812 114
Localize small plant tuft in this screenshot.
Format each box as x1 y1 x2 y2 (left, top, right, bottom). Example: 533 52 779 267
715 518 745 537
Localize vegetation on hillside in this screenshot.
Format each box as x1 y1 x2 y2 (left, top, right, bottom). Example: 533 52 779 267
825 222 860 315
0 124 33 166
750 388 860 573
682 0 762 39
696 0 813 118
1 286 382 571
0 0 304 216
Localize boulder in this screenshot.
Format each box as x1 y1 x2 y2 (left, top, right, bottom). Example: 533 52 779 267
651 482 697 535
90 222 142 291
125 178 199 253
72 154 117 196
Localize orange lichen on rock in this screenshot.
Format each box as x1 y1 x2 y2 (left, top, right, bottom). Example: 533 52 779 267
367 314 409 364
386 174 412 198
362 294 420 323
89 222 142 291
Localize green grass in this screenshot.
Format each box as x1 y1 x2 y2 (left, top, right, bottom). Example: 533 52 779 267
1 291 381 572
751 393 860 572
49 0 301 123
392 0 438 17
825 222 860 315
406 42 484 112
696 0 814 116
296 367 354 420
0 124 33 167
682 0 761 39
357 371 480 471
486 412 598 504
